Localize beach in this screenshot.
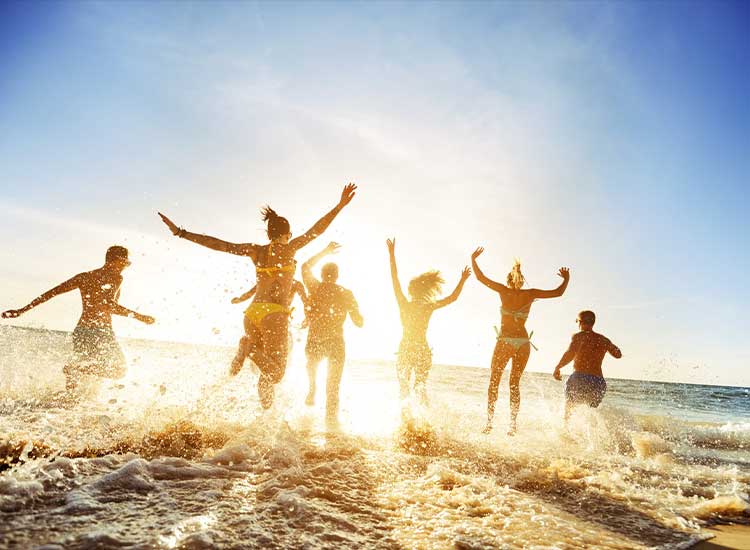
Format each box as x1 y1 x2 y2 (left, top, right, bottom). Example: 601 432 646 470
1 325 748 548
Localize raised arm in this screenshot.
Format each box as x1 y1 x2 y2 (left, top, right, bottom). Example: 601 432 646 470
347 291 364 328
301 242 340 292
434 266 472 309
289 183 357 250
471 247 507 293
529 268 570 300
2 274 82 318
553 335 581 380
158 213 260 258
386 238 407 307
231 285 257 304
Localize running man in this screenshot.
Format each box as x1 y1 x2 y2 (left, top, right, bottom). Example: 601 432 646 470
388 238 470 405
553 310 622 423
301 242 363 422
1 246 155 391
229 279 308 376
472 247 570 435
159 183 357 409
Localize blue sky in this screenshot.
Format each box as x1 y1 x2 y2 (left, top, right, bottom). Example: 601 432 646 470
1 1 748 386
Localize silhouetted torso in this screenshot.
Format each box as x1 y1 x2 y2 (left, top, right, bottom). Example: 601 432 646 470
77 269 124 328
570 330 618 377
254 243 296 305
308 282 356 340
498 289 534 338
399 301 435 345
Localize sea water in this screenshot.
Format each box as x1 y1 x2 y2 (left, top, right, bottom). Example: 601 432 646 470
1 325 748 549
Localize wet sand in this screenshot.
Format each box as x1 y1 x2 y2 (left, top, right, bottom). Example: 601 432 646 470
694 525 750 550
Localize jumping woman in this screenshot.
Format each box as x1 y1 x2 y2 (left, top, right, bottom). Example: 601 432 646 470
158 183 357 409
471 247 569 435
387 238 471 405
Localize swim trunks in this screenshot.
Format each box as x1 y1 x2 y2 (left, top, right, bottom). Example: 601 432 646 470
565 371 607 408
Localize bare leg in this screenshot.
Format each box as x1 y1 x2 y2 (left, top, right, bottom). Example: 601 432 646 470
485 341 512 433
396 360 412 400
507 343 531 436
249 313 289 409
231 317 255 376
413 349 432 406
325 340 345 421
305 344 323 406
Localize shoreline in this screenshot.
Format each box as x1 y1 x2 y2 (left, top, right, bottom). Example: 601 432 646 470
693 524 750 550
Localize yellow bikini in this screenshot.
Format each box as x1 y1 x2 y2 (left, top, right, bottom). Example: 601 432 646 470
244 244 296 327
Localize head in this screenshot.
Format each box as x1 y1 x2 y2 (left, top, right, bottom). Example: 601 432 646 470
506 259 525 290
408 270 444 302
321 262 339 283
261 205 291 243
105 245 131 271
577 310 596 330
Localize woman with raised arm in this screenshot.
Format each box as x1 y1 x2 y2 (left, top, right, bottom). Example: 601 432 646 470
159 183 357 409
387 238 471 405
471 247 569 435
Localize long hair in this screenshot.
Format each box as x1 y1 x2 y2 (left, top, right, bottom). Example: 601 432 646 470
506 259 525 290
260 205 290 240
408 270 444 302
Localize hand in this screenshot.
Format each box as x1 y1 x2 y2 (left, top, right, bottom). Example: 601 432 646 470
158 212 180 236
471 247 484 260
553 367 562 381
461 266 472 280
139 314 156 325
231 297 242 304
338 183 357 208
1 309 23 319
325 242 341 255
386 238 396 253
558 267 570 280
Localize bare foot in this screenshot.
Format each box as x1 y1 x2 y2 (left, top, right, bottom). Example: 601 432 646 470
482 422 493 434
507 422 517 437
229 356 243 376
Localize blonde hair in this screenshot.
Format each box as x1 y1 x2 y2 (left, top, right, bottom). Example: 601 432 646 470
506 259 525 290
408 271 444 302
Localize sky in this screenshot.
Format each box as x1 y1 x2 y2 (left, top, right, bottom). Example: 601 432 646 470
1 1 748 386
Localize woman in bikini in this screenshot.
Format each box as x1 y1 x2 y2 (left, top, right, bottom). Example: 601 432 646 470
158 183 357 408
387 238 471 405
471 247 570 435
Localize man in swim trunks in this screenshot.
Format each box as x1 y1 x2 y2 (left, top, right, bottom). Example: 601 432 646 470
553 310 622 423
301 242 363 422
2 246 155 391
229 280 308 376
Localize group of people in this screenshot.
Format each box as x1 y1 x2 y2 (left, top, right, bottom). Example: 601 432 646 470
2 183 622 431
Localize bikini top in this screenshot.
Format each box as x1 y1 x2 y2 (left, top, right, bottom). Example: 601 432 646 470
255 242 296 276
500 304 531 321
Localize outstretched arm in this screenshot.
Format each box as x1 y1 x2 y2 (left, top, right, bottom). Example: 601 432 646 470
471 247 507 293
289 183 357 250
158 213 260 258
2 274 82 318
231 285 257 304
111 289 154 324
434 266 472 309
301 242 340 292
553 335 581 380
530 268 570 299
386 238 407 307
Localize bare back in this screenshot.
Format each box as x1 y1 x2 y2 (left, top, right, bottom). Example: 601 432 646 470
398 301 436 345
252 242 298 305
570 330 621 377
497 288 535 338
76 269 124 328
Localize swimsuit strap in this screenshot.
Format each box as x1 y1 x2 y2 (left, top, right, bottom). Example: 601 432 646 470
256 243 296 275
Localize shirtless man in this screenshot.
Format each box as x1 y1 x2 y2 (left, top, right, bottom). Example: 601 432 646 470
1 246 155 391
229 279 308 376
301 242 363 422
553 310 622 423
